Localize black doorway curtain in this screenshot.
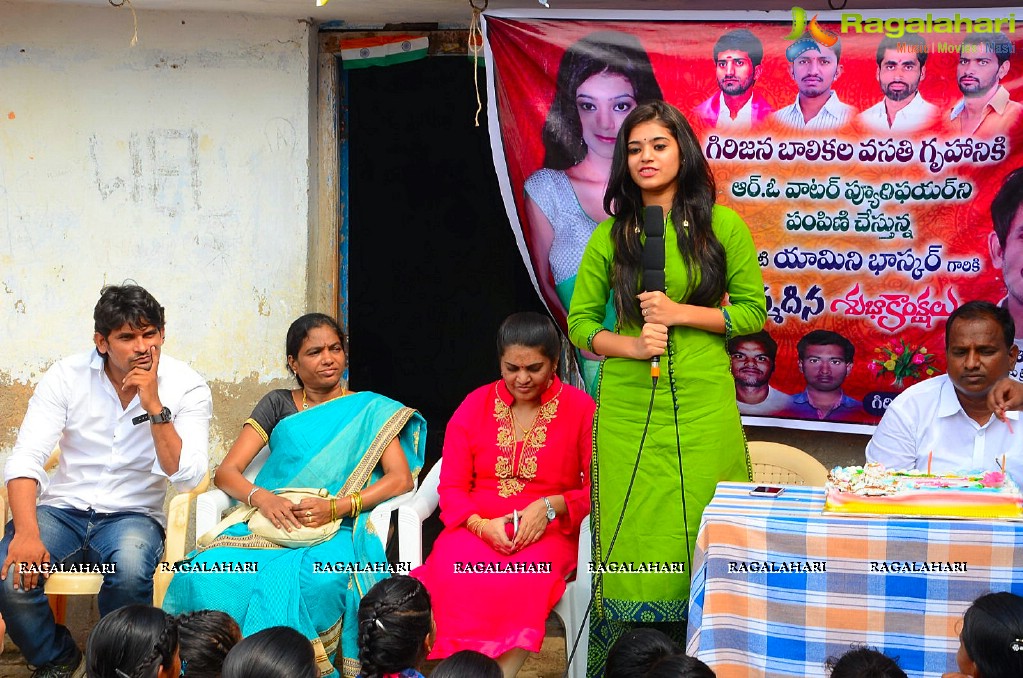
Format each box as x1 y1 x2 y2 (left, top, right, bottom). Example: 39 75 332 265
346 55 547 469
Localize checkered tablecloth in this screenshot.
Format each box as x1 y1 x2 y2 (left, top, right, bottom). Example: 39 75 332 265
685 482 1023 677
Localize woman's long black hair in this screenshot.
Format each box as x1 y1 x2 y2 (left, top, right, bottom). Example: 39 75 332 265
604 100 726 327
542 31 663 170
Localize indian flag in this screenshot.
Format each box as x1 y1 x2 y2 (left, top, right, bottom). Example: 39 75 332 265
340 35 430 70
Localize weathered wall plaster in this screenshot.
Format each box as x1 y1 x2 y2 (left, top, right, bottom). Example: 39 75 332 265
0 4 315 465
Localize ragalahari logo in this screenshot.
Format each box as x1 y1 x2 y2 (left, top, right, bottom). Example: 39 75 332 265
786 6 839 47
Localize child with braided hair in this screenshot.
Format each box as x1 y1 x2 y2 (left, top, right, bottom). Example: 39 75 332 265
356 575 434 678
944 592 1023 678
85 604 180 678
176 610 241 678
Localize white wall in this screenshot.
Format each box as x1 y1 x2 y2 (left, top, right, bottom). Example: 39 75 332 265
0 2 316 458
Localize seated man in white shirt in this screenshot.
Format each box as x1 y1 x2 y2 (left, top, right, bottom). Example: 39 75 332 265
867 300 1022 485
0 284 211 677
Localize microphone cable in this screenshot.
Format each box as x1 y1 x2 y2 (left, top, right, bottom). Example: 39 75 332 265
561 363 659 678
667 339 693 583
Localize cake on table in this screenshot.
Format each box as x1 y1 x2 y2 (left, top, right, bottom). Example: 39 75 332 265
824 463 1023 518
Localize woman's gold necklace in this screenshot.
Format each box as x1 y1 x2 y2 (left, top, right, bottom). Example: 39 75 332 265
510 408 539 440
302 386 347 410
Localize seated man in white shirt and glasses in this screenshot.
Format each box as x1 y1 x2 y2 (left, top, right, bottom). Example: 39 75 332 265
867 300 1023 485
0 284 211 678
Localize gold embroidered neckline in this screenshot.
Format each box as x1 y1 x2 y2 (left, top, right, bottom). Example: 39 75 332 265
493 384 562 498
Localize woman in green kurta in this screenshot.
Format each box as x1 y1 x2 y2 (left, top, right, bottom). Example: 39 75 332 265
567 101 765 677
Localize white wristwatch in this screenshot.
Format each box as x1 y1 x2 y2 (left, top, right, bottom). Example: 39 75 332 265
542 496 556 521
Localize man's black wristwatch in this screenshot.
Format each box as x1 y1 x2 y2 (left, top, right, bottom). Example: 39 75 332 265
149 406 173 424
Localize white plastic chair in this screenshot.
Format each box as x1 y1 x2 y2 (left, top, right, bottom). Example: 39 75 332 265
195 445 418 553
398 459 590 678
747 441 830 486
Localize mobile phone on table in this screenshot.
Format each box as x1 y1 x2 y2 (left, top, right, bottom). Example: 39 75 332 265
749 485 784 497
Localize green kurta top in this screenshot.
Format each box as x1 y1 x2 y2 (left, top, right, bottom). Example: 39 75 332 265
567 204 766 623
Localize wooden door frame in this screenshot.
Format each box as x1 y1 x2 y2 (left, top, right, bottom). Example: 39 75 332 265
312 31 470 321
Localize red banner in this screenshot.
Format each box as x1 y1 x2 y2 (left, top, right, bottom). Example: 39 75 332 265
482 9 1023 432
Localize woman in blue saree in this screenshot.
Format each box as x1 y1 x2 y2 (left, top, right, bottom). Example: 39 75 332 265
164 313 425 678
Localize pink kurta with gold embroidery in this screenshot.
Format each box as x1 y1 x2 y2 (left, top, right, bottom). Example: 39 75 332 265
412 376 593 658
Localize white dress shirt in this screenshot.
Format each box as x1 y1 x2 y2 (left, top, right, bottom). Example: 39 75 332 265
5 350 211 526
866 374 1023 486
858 93 939 133
772 91 855 130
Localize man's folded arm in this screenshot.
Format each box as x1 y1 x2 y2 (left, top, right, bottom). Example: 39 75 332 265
153 381 212 492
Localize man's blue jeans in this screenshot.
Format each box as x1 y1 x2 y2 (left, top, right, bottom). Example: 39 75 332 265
0 506 164 667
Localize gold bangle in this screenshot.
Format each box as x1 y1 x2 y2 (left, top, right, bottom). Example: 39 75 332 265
349 491 363 518
467 516 487 538
330 497 337 522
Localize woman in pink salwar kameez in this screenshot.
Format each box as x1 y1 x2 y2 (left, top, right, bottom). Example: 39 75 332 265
412 312 593 677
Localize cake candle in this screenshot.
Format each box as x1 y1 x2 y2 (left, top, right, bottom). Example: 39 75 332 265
927 451 933 475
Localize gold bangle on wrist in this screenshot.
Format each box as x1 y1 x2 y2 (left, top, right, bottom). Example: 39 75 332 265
330 497 337 522
467 516 487 538
349 491 363 518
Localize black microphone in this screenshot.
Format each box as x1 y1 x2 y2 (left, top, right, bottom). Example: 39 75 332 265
641 205 665 382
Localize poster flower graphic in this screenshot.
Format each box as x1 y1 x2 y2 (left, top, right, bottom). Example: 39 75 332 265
869 339 937 388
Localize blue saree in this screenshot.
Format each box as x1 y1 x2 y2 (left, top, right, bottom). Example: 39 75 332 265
164 392 425 678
